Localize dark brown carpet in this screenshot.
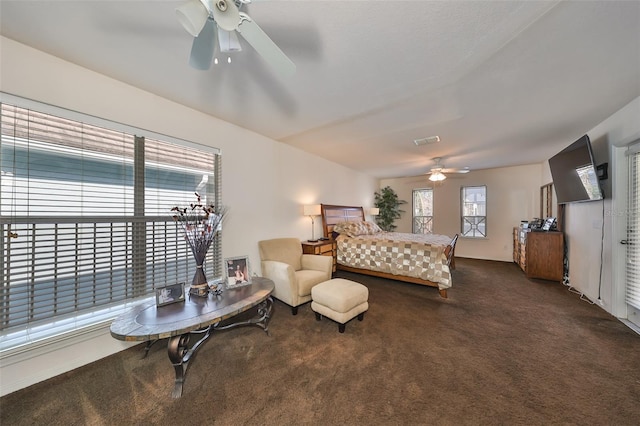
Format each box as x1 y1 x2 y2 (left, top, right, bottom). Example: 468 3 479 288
2 258 640 425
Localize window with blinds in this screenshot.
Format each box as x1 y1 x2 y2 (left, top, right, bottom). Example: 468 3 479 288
0 100 222 338
626 149 640 310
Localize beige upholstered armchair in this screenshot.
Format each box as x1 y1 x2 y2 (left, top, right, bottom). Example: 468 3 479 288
258 238 333 315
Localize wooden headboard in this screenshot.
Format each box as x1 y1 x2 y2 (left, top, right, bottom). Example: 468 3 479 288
320 204 365 239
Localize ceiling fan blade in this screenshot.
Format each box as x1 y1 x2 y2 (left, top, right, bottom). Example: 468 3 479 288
211 0 241 31
428 158 469 174
189 18 216 70
237 13 296 77
441 168 470 174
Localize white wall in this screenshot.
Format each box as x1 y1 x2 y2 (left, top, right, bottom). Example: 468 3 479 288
0 37 377 396
561 97 640 316
381 163 543 262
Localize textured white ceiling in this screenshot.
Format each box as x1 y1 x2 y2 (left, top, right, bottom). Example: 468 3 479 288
1 0 639 178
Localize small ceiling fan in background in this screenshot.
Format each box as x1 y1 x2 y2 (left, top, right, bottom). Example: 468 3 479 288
175 0 295 76
427 157 469 181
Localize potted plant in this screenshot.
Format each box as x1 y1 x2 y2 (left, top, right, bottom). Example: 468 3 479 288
374 186 406 231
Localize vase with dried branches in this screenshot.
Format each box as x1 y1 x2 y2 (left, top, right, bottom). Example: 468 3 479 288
171 193 226 297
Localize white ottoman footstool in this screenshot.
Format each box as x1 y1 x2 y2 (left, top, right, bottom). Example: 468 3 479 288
311 278 369 333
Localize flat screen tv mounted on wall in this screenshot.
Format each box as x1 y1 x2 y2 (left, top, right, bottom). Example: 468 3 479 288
548 134 603 204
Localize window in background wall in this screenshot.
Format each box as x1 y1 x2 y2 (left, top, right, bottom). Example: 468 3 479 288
0 97 221 348
413 188 433 234
461 185 486 238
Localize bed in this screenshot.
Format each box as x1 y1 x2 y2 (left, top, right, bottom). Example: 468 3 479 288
320 204 458 298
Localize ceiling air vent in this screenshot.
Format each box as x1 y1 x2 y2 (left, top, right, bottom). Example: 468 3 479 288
413 136 440 146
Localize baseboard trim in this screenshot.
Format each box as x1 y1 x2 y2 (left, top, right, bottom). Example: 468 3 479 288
619 318 640 336
0 327 137 397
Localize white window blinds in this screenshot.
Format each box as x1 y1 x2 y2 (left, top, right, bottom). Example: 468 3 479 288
626 148 640 310
1 100 222 335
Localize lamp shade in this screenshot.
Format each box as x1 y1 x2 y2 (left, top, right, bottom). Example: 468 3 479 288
429 171 446 182
176 0 209 37
303 204 321 216
370 207 380 216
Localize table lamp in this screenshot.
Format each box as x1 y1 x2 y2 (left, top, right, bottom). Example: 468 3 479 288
303 204 321 242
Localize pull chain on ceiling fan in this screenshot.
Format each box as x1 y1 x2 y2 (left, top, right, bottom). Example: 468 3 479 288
176 0 296 76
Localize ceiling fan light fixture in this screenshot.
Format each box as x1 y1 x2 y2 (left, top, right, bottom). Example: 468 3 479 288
218 28 242 52
429 171 446 182
178 0 295 76
176 0 209 37
211 0 241 31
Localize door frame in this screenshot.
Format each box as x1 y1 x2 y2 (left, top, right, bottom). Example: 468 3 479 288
611 145 628 318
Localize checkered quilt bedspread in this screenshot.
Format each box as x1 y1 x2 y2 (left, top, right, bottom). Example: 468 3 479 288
336 232 452 289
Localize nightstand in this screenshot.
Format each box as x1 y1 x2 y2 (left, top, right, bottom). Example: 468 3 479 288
301 240 337 273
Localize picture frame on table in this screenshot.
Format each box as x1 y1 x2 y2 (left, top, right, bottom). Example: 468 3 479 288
225 256 251 288
156 282 186 307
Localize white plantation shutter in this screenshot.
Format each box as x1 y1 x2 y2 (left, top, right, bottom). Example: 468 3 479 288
0 97 221 340
626 145 640 309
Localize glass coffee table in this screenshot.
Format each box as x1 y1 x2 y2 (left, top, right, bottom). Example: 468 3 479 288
110 277 274 398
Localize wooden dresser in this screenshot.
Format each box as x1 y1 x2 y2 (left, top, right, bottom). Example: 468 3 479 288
513 227 564 282
302 240 337 273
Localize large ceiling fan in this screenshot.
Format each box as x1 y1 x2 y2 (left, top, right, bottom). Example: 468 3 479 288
427 157 469 181
175 0 295 76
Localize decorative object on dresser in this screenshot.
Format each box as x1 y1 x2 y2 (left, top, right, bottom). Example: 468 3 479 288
320 204 457 298
513 226 564 282
303 204 322 242
302 240 337 273
258 237 333 315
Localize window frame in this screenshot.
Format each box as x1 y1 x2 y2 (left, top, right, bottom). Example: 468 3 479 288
0 93 222 350
460 185 487 238
412 188 433 234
